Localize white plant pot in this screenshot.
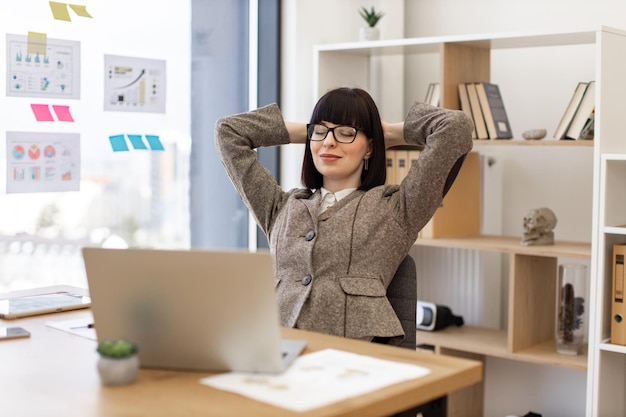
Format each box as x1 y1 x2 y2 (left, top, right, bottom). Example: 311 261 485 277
359 27 379 41
97 354 140 386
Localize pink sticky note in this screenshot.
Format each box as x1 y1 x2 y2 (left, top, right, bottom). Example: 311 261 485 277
51 105 74 122
31 104 55 121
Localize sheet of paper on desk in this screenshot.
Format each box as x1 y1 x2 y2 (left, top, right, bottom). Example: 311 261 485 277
199 348 431 412
46 314 96 341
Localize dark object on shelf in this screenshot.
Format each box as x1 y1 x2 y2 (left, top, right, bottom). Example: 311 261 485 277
416 301 464 331
579 109 594 140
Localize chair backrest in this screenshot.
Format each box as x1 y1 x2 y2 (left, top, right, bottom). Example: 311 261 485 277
386 255 417 350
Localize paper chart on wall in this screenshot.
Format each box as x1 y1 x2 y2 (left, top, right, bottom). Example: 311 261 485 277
5 33 80 99
6 131 80 193
104 54 166 113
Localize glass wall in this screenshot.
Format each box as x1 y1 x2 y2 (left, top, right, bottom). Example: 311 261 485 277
0 1 192 292
0 0 280 293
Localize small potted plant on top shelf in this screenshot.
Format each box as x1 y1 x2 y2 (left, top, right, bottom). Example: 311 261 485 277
96 338 139 386
358 6 384 41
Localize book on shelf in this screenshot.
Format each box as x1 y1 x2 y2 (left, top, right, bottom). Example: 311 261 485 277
565 80 595 140
458 83 477 139
424 82 440 107
475 82 513 139
553 81 589 139
465 82 489 140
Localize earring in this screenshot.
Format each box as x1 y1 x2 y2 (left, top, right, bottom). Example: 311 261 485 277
364 159 369 171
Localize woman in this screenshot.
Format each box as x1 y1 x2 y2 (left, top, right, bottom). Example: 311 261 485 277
215 87 473 346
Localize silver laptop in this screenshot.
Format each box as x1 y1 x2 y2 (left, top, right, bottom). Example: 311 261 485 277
82 247 306 374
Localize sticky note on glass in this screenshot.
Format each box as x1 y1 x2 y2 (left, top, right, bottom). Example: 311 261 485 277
109 135 129 152
68 4 92 18
31 104 55 121
127 134 148 150
49 2 71 21
27 32 47 56
52 105 74 122
145 135 164 151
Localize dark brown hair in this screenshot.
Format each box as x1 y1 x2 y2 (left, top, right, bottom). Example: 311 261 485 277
301 87 386 191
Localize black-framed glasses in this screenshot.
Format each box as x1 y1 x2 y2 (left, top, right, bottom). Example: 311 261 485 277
306 123 360 144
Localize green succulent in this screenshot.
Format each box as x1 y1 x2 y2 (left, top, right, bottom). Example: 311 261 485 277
359 6 384 28
97 339 138 358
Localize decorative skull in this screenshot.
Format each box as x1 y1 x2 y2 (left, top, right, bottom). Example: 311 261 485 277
521 207 557 246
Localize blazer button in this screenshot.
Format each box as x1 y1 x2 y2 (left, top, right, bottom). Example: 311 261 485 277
305 230 315 241
302 275 312 286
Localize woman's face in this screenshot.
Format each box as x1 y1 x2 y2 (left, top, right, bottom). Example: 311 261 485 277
309 121 373 192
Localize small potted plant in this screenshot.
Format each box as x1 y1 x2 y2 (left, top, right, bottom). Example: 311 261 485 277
96 339 139 386
358 6 384 41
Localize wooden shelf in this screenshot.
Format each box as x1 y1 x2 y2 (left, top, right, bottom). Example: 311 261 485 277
315 26 626 416
417 326 587 371
414 234 591 259
472 139 593 147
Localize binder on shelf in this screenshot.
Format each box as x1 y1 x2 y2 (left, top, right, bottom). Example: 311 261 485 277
385 153 396 185
418 152 481 239
394 150 409 183
611 244 626 345
475 82 513 139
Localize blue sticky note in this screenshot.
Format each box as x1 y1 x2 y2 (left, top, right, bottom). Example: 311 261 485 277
127 134 148 150
145 135 164 151
109 134 129 152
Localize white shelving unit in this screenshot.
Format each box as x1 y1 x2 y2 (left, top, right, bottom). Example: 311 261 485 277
314 26 626 417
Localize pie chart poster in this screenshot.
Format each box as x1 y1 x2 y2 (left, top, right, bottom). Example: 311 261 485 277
6 131 80 193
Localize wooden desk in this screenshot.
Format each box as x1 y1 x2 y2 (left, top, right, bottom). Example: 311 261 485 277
1 290 482 417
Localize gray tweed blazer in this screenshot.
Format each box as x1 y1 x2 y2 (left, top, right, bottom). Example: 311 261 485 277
215 101 473 345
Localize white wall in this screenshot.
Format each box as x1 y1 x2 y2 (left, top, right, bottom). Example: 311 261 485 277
280 1 621 415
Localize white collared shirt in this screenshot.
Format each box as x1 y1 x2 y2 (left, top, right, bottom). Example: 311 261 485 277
319 187 356 213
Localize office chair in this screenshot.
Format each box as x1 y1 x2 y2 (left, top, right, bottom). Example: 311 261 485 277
377 255 447 417
385 254 417 350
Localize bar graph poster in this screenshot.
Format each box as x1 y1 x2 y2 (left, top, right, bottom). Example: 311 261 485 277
104 55 166 113
6 33 80 99
6 131 80 193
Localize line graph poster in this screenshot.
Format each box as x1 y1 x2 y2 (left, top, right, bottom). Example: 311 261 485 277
104 55 166 113
6 33 81 99
6 131 80 193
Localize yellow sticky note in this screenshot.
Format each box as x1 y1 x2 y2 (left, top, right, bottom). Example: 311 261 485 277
27 32 47 56
49 1 71 21
69 4 93 18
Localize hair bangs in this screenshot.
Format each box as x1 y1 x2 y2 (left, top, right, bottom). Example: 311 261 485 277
310 89 372 135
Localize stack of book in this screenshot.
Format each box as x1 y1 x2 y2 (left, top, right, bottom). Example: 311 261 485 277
553 81 595 140
458 82 513 140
